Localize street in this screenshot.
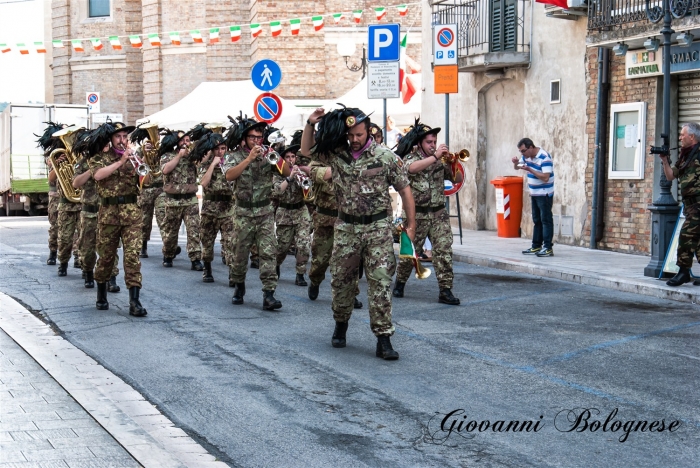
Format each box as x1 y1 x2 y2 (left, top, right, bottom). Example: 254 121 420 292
1 216 698 467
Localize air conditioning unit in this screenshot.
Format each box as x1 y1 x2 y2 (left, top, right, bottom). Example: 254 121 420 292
545 0 588 20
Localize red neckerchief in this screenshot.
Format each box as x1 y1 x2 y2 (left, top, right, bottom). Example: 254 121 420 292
352 138 373 160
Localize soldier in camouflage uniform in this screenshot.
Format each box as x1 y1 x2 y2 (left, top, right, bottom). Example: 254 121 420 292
392 120 461 305
46 158 59 265
132 133 165 259
55 153 83 277
159 129 203 270
224 117 291 310
193 132 235 283
662 122 700 286
273 145 312 286
88 122 147 316
301 107 416 360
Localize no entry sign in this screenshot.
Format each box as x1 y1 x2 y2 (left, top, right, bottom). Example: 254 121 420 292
253 92 283 124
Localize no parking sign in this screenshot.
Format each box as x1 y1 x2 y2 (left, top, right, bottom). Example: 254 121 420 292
86 92 100 114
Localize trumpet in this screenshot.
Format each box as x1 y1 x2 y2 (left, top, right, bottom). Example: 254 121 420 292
121 144 151 176
440 149 470 164
294 172 315 202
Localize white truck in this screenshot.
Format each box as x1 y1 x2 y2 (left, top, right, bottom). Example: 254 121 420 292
0 103 89 216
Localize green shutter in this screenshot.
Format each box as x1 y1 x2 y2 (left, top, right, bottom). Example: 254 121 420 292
490 0 517 52
491 0 503 52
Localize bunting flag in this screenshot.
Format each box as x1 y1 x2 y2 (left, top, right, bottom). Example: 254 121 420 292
536 0 569 8
34 42 47 53
1 43 10 53
190 30 203 43
353 10 363 23
209 28 220 43
129 35 142 48
17 43 29 55
270 21 282 37
169 32 180 45
290 18 301 35
230 26 241 42
333 13 344 24
251 23 262 37
397 4 408 16
109 36 122 50
375 7 386 20
52 40 64 48
71 40 84 52
90 38 103 51
312 16 324 31
148 33 161 46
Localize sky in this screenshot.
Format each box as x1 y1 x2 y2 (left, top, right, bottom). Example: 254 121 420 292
0 0 46 103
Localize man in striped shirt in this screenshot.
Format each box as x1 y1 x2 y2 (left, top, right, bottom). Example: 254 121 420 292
512 138 554 257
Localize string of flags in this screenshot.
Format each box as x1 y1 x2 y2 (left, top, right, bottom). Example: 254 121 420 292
0 2 417 55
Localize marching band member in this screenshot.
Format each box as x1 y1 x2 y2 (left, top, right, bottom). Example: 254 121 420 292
36 122 64 266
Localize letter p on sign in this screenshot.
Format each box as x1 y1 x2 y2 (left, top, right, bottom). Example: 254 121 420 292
367 24 400 62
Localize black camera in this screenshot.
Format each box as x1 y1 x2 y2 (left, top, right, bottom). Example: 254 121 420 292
650 134 670 156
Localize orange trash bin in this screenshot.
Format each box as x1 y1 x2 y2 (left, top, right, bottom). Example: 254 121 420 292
489 176 524 238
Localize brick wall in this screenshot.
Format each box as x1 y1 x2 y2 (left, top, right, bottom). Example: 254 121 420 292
584 49 656 254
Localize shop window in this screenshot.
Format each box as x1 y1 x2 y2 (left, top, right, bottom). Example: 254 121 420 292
608 102 646 180
89 0 110 18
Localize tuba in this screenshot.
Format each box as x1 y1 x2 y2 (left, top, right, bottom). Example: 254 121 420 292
138 122 162 178
48 126 82 203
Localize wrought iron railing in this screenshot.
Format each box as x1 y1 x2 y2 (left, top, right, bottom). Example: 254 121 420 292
431 0 529 57
588 0 700 31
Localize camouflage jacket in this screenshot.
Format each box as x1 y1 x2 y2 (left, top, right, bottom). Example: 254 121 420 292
272 174 311 226
88 149 141 225
223 147 275 218
673 143 700 199
161 151 198 206
313 140 408 231
308 158 337 227
198 158 234 218
75 158 99 218
403 149 454 218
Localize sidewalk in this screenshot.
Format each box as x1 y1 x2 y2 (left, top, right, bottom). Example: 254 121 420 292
442 230 700 304
0 292 228 468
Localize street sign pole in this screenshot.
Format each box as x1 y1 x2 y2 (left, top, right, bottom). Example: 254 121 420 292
383 98 387 143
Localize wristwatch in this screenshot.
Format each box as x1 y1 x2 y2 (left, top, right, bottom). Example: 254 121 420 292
306 119 313 126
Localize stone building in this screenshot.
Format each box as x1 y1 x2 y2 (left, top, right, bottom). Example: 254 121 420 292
48 0 421 124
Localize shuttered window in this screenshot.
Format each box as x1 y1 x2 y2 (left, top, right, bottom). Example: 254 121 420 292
491 0 517 52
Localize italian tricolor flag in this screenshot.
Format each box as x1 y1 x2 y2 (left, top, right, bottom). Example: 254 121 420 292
290 19 300 35
34 42 47 53
52 40 64 48
190 30 203 43
169 32 180 45
90 38 103 51
312 16 324 31
375 7 386 20
129 35 142 48
17 43 29 55
109 36 121 50
148 34 161 47
251 23 262 37
230 26 241 42
399 229 431 280
1 43 10 53
332 13 344 24
71 40 84 52
270 21 281 37
352 10 363 23
397 4 408 16
399 33 416 104
209 28 220 43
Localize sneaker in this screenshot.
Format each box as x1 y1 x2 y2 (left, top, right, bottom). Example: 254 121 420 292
522 246 541 255
535 247 553 257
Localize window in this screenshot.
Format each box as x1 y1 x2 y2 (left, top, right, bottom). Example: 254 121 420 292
608 102 646 180
89 0 110 18
550 80 561 104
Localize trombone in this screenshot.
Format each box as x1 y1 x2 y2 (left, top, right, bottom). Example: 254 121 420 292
440 149 470 164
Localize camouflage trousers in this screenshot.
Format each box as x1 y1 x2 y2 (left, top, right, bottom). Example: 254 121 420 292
331 221 396 337
139 188 165 243
276 222 311 275
57 209 81 264
677 203 700 268
201 213 235 265
48 196 59 251
161 203 201 261
95 222 142 288
79 214 119 276
230 214 278 291
396 210 454 289
310 215 360 296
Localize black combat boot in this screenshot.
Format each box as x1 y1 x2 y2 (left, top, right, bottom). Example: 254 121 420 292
202 262 214 283
140 241 148 258
354 297 363 309
47 250 57 265
232 282 245 305
191 260 204 271
376 336 399 360
308 283 320 300
438 288 460 305
128 287 147 317
58 262 68 277
262 290 282 311
84 270 94 289
174 246 182 258
392 281 405 298
331 321 348 348
250 258 259 269
108 276 120 293
222 255 226 265
73 255 81 269
276 265 281 279
96 282 109 310
163 257 173 267
667 267 692 287
295 273 307 286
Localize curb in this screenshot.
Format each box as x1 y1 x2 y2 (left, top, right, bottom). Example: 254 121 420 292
0 292 228 468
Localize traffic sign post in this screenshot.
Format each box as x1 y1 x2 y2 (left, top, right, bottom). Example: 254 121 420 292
86 92 100 114
251 59 282 92
368 23 400 62
253 92 283 124
367 23 401 135
367 62 400 99
433 24 458 66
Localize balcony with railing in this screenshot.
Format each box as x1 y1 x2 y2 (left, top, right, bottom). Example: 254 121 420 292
431 0 531 72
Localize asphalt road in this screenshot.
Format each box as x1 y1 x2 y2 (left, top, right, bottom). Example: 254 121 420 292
1 216 699 467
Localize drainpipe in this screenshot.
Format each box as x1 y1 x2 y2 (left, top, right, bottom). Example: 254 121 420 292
590 47 610 248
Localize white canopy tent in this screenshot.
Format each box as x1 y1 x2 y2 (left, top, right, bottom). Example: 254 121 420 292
137 81 305 131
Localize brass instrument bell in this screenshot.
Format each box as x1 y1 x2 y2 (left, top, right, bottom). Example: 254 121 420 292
48 126 83 204
441 149 470 164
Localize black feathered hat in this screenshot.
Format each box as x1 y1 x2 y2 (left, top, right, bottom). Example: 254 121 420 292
313 104 372 154
130 122 160 145
70 128 95 160
191 132 226 164
369 124 383 139
107 121 135 137
35 121 67 153
158 129 185 157
395 117 440 157
281 144 300 157
223 112 267 150
290 130 303 147
188 123 212 143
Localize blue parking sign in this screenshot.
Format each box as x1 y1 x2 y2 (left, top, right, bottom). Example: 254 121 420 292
367 24 400 62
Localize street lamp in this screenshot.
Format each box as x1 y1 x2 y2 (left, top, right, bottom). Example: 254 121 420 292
337 38 367 79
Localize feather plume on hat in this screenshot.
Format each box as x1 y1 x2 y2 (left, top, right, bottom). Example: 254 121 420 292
395 117 441 158
158 129 183 157
313 104 372 155
191 132 226 164
224 112 267 150
70 128 95 160
35 121 67 154
85 122 116 158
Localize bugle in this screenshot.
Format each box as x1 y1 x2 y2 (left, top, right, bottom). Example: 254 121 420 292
294 172 315 202
440 149 470 164
121 144 150 176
